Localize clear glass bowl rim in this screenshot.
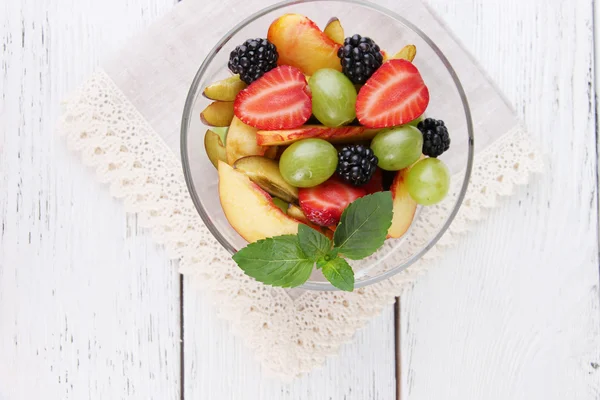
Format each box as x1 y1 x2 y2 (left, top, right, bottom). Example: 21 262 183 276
180 0 474 291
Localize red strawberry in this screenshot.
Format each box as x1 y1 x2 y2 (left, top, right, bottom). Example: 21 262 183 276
234 65 312 130
356 59 429 128
298 177 368 226
362 168 383 194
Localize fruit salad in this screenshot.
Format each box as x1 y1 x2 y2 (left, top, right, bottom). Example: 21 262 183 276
201 14 452 291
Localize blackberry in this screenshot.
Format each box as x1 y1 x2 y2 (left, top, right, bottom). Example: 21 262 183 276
337 144 379 186
337 34 383 84
417 118 451 158
228 38 278 84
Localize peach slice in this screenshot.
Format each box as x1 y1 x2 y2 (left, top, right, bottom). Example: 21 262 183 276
256 125 379 146
218 161 300 243
387 167 418 239
200 101 235 127
226 116 277 164
323 17 345 45
268 14 342 76
233 156 299 203
203 75 247 102
204 129 227 169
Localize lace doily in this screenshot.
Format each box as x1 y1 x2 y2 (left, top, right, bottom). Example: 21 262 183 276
59 70 542 378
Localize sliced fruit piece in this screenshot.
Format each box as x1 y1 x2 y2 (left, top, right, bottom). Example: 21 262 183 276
298 177 368 226
362 168 383 194
226 116 273 164
210 126 229 145
323 17 344 45
200 101 235 127
390 44 417 62
218 161 300 243
387 167 418 239
233 65 312 130
356 59 429 128
288 204 308 223
233 156 299 203
256 125 378 146
267 14 342 76
203 75 247 101
272 198 289 214
264 146 279 160
204 129 227 169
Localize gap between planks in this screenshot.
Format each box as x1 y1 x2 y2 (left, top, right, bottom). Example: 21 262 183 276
395 297 401 400
594 0 600 286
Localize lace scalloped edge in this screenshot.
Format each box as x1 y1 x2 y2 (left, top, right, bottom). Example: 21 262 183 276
57 70 543 379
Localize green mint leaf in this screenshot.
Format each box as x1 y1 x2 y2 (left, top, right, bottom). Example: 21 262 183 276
333 192 394 260
321 257 355 291
232 235 314 288
316 248 339 269
297 224 332 261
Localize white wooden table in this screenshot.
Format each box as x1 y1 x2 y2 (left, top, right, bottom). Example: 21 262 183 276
1 0 599 398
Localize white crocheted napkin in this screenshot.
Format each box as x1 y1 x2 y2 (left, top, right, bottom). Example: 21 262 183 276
59 0 542 378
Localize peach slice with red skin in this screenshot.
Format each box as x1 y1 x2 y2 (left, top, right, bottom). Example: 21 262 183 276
256 125 379 146
218 161 300 243
387 167 418 239
268 14 342 76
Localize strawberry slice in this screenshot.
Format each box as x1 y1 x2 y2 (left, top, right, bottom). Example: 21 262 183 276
356 59 429 128
298 177 368 226
362 168 383 194
234 65 312 130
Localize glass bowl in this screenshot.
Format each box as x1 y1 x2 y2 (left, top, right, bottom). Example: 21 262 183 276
181 0 473 291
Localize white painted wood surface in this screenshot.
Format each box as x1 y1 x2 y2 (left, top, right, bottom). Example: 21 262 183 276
1 1 599 400
399 1 600 399
0 0 181 399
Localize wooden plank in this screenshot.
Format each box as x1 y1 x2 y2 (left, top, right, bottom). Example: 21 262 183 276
0 0 180 399
183 282 396 399
399 0 600 399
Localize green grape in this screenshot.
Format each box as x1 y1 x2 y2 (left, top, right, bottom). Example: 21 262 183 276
272 198 289 214
279 139 338 188
407 115 423 128
308 69 357 127
406 158 450 205
370 126 423 171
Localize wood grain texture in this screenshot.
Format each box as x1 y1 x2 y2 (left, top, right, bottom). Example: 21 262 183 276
0 0 180 399
1 0 599 399
399 0 600 399
183 285 396 399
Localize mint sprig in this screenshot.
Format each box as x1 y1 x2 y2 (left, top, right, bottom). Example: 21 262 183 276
232 192 394 292
298 224 330 259
333 191 393 260
320 257 354 292
232 235 313 288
